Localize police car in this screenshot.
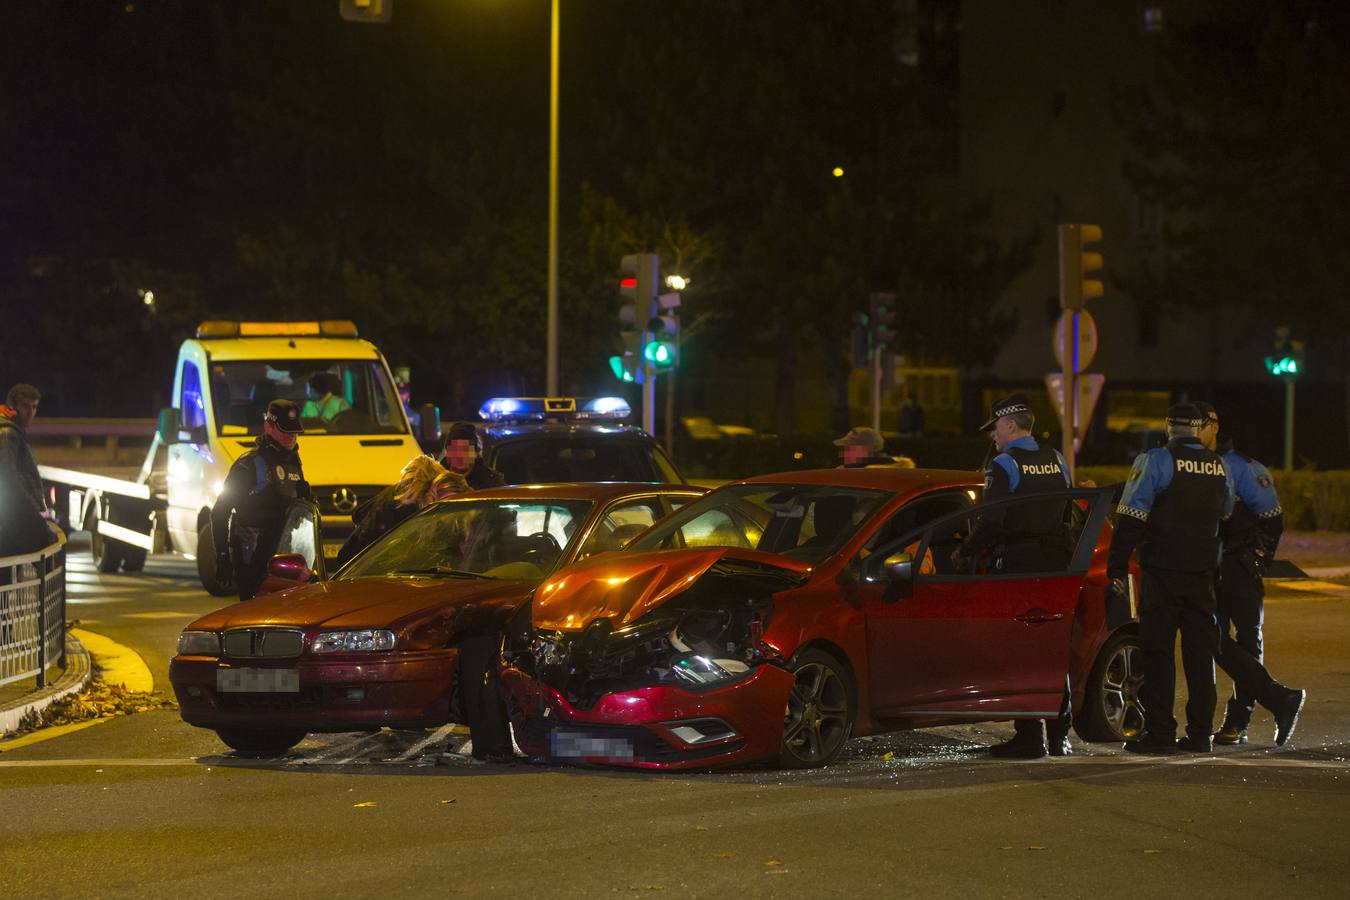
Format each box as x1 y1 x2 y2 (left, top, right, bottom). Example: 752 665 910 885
473 396 684 485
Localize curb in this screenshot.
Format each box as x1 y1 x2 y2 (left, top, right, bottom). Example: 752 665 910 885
0 634 93 737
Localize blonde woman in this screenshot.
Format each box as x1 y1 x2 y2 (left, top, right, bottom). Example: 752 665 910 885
335 456 467 567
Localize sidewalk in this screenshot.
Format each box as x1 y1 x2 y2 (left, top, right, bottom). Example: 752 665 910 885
0 633 93 736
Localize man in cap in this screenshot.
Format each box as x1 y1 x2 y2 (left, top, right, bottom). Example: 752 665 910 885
0 383 56 554
210 398 311 601
1194 402 1305 746
439 421 506 490
1108 403 1235 754
957 393 1075 758
834 426 901 467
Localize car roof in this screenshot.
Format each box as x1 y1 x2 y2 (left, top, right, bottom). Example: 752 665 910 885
480 422 652 441
439 482 704 503
731 467 982 494
189 337 383 362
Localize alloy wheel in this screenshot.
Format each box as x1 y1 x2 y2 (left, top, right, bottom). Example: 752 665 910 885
1101 641 1146 739
782 661 850 765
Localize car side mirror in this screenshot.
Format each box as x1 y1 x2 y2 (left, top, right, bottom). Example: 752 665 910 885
881 551 914 603
417 403 441 446
268 553 314 583
157 407 181 445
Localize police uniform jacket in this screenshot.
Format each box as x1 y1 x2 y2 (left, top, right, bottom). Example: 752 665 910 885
1107 436 1235 579
210 434 311 557
961 435 1071 558
1220 446 1284 562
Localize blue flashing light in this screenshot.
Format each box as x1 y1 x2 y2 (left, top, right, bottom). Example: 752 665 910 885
479 398 527 420
583 396 632 418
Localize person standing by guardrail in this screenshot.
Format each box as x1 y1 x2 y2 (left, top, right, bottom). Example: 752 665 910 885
0 383 55 555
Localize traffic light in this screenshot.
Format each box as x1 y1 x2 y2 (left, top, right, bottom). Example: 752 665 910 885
1265 327 1304 377
339 0 392 23
869 293 897 349
1058 223 1104 309
645 314 679 369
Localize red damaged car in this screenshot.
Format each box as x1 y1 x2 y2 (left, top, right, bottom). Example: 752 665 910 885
169 482 702 754
500 468 1142 769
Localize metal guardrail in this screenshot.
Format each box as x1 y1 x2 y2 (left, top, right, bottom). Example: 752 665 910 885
0 532 67 688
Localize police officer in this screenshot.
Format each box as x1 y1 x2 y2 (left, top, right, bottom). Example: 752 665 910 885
211 398 311 601
1108 403 1233 754
956 393 1075 758
1194 402 1306 746
439 421 505 490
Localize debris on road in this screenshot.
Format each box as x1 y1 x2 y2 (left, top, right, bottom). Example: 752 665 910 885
4 678 177 740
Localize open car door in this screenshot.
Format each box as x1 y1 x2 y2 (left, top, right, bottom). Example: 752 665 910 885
858 488 1114 721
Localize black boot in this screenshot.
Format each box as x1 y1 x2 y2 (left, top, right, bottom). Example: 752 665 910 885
1045 717 1073 757
990 720 1047 759
1274 689 1306 747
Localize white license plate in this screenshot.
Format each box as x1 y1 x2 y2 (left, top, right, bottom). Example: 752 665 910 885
216 668 300 693
549 730 634 761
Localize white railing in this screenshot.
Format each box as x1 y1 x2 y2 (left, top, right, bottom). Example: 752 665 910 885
0 532 67 688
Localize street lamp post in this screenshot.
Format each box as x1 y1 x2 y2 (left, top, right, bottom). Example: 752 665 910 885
545 0 560 396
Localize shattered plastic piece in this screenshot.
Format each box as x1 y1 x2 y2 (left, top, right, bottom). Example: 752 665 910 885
353 801 378 808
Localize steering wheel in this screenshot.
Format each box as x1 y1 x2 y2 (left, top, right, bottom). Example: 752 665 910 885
521 531 563 566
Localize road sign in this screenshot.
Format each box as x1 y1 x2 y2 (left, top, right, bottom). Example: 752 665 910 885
1053 309 1098 374
1045 372 1104 453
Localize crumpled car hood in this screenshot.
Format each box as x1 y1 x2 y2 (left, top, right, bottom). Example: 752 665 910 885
532 548 810 631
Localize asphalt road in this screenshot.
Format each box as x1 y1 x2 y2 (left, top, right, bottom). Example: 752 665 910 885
2 541 1348 899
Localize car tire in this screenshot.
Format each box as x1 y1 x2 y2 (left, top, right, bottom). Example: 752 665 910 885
1075 631 1146 742
89 506 125 573
215 727 307 756
121 547 147 572
779 648 855 769
197 523 234 597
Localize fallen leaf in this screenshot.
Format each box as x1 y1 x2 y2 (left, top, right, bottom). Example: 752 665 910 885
764 859 782 867
440 799 456 805
1027 845 1046 851
999 846 1013 851
695 825 708 831
1143 849 1161 855
353 801 378 808
715 852 735 859
882 752 894 761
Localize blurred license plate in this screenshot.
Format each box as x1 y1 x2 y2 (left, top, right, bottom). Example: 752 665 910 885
216 668 300 693
549 730 634 761
323 543 342 558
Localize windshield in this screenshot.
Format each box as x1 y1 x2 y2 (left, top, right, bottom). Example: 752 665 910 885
489 435 681 484
628 483 891 564
208 359 406 436
336 498 594 581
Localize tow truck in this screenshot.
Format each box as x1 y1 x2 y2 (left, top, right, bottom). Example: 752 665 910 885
39 320 438 594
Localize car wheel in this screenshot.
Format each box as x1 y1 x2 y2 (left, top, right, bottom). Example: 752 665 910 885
214 727 307 756
779 649 855 769
197 523 234 597
1075 631 1145 742
121 546 147 572
89 506 124 573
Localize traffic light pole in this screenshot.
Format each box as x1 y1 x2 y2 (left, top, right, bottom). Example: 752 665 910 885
871 349 883 433
642 351 656 435
545 0 560 396
1062 311 1079 484
1284 375 1295 470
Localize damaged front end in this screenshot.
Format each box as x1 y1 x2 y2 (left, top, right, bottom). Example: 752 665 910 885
500 552 804 766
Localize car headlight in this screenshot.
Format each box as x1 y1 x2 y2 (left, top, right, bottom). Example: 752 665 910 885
310 630 397 653
177 631 221 656
668 628 753 686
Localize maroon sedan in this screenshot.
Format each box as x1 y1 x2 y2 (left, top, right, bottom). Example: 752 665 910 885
500 468 1141 769
170 482 703 755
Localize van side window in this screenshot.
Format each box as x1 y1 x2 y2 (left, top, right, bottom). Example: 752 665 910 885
180 361 207 437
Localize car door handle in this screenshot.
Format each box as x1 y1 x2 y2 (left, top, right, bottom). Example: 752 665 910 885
1015 608 1065 625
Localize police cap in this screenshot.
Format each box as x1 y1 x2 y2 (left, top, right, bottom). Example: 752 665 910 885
1192 401 1219 425
979 393 1033 432
1165 403 1204 428
265 398 304 434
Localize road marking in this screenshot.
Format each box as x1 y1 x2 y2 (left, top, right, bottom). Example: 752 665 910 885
69 628 154 692
1274 579 1348 593
393 723 460 761
0 756 194 767
122 611 201 620
0 718 112 752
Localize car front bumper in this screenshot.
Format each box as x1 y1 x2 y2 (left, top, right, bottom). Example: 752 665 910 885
500 663 795 770
169 649 457 732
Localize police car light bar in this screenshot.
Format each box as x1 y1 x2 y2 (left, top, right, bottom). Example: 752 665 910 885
195 320 360 339
478 396 632 422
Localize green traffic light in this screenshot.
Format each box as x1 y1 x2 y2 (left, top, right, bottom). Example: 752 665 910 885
643 341 675 367
1265 355 1301 377
608 355 635 382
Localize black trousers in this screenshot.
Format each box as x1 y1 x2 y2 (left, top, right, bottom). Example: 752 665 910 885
1012 677 1073 741
230 526 279 602
1138 567 1220 743
456 631 513 758
1215 553 1283 729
